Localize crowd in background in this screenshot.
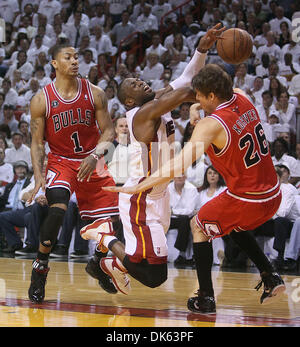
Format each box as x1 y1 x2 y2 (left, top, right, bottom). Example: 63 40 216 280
0 0 299 273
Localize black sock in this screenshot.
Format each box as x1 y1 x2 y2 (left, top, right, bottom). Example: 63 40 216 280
93 248 108 262
193 242 214 297
230 230 274 274
37 251 49 262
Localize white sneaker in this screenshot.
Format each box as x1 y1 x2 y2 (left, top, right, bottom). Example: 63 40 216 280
80 219 114 252
100 257 131 295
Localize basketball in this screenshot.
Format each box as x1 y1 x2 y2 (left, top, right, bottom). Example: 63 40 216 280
216 28 253 65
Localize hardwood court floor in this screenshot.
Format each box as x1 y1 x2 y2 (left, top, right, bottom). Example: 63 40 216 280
0 256 299 327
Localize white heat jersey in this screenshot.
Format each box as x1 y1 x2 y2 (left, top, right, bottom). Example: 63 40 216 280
125 106 175 198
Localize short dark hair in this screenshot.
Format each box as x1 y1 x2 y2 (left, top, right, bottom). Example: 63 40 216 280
192 64 233 100
52 43 73 60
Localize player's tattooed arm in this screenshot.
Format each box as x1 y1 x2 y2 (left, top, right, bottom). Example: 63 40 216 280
28 92 47 202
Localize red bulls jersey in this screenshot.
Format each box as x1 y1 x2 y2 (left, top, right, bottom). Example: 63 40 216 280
206 93 279 201
43 78 100 159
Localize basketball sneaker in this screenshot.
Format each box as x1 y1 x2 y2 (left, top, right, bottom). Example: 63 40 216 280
100 257 131 295
85 257 117 294
28 259 49 303
80 219 115 253
187 290 216 314
255 272 286 304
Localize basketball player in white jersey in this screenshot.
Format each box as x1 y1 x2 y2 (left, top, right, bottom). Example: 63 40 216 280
80 24 226 294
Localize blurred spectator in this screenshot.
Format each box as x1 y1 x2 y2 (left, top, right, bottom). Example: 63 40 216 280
5 50 34 82
140 52 164 83
0 148 14 196
1 78 18 108
269 6 292 35
110 10 135 48
272 138 299 180
173 103 191 144
37 0 62 26
2 105 19 133
136 4 159 33
168 175 199 267
107 116 130 186
5 132 32 169
0 160 31 253
78 49 97 78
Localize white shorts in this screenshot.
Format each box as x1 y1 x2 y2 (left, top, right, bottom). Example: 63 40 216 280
119 189 171 264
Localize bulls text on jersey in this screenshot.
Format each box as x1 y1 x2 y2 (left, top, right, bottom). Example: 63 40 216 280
52 108 92 133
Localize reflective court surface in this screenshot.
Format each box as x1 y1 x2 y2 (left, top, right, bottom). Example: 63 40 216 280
0 257 299 327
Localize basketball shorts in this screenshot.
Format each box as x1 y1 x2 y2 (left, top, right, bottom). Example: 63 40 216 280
195 189 282 239
119 189 171 265
46 153 119 220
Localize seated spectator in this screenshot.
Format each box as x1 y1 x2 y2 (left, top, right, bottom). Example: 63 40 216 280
145 32 168 61
168 175 199 267
282 216 300 271
271 163 300 269
277 21 292 48
18 120 31 148
278 53 300 78
0 78 18 108
247 76 264 106
261 110 282 144
105 85 126 121
5 50 34 82
256 31 282 65
233 62 255 92
33 65 52 89
288 74 300 102
269 5 292 35
140 52 164 83
281 40 300 65
256 53 270 78
27 35 49 66
173 103 191 144
89 3 105 32
24 78 40 105
5 132 32 169
107 116 130 186
2 104 19 134
272 137 299 181
135 3 159 33
276 90 297 135
78 49 97 79
253 22 271 48
0 160 32 253
0 148 14 196
256 90 277 124
263 62 288 90
110 10 135 49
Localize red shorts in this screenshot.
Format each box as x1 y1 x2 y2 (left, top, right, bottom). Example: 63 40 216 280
195 189 282 239
46 153 118 220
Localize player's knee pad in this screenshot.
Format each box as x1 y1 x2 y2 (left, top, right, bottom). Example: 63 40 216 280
123 257 167 288
46 187 70 207
40 207 66 248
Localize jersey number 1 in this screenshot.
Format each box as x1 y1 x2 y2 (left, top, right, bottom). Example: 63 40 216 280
239 123 268 168
71 131 83 153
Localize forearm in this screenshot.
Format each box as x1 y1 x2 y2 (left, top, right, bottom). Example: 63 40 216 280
93 128 115 158
170 50 207 90
31 142 45 177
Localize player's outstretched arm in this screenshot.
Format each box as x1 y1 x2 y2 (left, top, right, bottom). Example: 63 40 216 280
28 91 46 203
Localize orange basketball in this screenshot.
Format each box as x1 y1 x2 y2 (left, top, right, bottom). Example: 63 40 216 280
216 28 253 65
